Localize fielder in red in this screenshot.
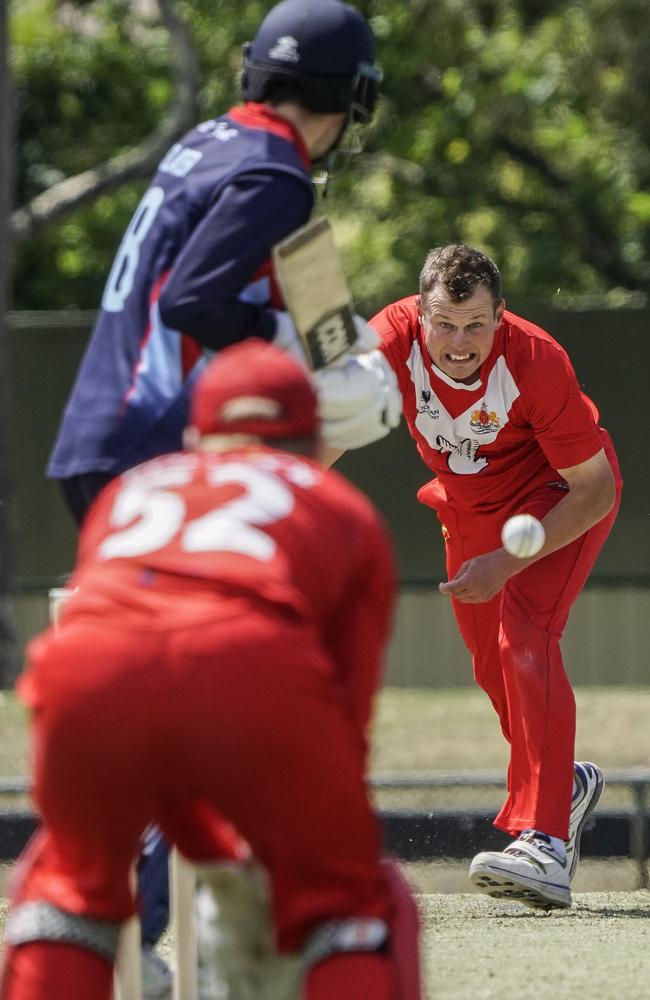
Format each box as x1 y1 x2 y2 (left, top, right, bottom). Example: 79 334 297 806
369 244 622 910
0 340 421 1000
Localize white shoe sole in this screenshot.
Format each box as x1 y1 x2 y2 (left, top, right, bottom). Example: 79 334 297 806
469 859 571 910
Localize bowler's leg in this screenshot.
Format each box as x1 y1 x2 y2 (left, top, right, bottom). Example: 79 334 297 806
496 492 620 838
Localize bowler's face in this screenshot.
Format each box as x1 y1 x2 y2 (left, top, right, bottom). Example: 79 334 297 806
420 284 504 383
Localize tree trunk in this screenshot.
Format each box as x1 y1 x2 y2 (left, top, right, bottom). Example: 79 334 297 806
0 0 18 687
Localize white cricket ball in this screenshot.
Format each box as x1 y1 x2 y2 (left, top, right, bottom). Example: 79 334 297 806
501 514 545 558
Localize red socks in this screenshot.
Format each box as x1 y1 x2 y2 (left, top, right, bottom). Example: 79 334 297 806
306 953 393 1000
0 942 113 1000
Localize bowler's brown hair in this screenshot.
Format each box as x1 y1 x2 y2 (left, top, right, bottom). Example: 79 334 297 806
419 244 502 312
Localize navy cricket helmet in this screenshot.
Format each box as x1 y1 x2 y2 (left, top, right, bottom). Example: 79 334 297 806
240 0 382 123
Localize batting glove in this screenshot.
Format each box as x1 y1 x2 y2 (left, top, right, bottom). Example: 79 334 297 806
315 349 402 450
272 311 401 449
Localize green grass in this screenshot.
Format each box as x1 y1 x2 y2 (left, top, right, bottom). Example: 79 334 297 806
369 686 650 773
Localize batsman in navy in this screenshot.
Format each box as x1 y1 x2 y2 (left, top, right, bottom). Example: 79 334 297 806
44 2 400 993
48 0 399 523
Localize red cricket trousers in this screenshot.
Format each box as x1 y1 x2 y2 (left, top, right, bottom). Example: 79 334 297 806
435 433 622 839
1 608 407 999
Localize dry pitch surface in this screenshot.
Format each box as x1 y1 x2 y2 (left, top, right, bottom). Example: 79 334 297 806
419 889 650 1000
3 883 649 999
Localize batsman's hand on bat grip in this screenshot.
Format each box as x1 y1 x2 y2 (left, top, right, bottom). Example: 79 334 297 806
272 311 379 365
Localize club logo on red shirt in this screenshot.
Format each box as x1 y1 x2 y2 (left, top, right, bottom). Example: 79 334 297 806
470 402 501 435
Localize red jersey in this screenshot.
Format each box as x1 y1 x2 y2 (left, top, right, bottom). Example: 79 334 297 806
372 296 605 514
58 446 395 732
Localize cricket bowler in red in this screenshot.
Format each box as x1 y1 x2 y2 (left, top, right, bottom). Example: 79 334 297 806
0 341 421 1000
370 244 622 910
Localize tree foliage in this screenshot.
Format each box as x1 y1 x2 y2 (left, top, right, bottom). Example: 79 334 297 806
10 0 650 312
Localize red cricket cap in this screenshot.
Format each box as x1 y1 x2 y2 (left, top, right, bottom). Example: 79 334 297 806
189 338 319 440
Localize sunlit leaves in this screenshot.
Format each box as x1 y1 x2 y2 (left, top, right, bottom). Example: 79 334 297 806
11 0 650 310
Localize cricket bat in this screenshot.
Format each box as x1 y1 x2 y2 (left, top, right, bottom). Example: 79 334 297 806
272 217 359 370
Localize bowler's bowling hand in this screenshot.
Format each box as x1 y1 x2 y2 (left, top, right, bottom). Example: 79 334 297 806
439 548 524 603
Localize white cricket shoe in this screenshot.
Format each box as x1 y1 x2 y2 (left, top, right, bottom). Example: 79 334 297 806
141 946 173 1000
469 830 571 910
567 761 604 881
